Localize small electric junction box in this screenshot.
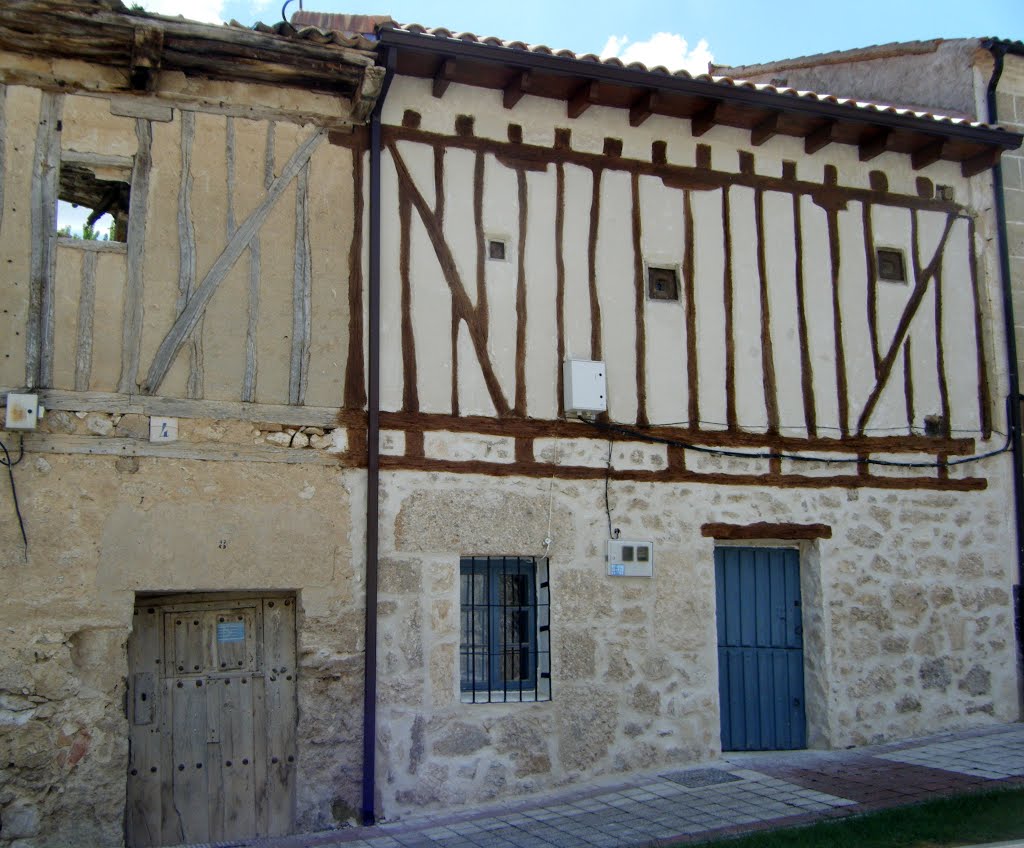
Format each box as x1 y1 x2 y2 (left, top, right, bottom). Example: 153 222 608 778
563 359 607 416
4 393 45 431
607 539 654 578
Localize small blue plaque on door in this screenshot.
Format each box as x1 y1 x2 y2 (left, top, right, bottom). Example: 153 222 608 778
217 622 245 642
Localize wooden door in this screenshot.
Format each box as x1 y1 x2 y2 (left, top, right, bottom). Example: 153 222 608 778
715 547 806 751
126 594 297 847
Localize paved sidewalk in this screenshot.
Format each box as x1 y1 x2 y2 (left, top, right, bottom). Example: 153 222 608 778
194 723 1024 848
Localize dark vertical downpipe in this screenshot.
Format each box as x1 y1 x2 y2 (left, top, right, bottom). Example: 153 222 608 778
362 48 395 827
985 41 1024 682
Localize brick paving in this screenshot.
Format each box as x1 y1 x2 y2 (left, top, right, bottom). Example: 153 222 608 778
181 723 1024 848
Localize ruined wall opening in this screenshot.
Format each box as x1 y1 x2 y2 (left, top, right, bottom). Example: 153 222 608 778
57 160 131 243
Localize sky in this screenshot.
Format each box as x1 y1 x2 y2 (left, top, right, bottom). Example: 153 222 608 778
137 0 1022 72
60 0 1022 235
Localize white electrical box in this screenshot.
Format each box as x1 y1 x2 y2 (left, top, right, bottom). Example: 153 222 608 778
4 393 44 430
607 539 654 578
563 359 607 415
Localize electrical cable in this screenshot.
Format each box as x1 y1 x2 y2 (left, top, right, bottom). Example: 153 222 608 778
0 435 27 560
602 436 610 536
585 418 1012 471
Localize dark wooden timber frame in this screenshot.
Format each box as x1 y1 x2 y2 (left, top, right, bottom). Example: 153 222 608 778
377 27 1021 176
322 101 999 492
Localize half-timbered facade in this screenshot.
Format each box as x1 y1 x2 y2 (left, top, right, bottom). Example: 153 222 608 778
0 4 1022 845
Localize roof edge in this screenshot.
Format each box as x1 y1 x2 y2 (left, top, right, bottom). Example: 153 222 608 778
378 27 1021 151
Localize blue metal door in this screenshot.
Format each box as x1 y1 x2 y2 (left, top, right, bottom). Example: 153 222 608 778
715 547 806 751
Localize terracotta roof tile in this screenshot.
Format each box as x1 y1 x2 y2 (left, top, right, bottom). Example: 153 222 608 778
380 23 1003 132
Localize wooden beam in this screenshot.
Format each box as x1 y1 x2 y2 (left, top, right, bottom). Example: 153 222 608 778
1 387 348 427
18 433 347 466
130 25 163 91
690 100 721 137
629 91 659 127
804 120 838 154
143 128 326 394
750 112 779 147
28 92 62 390
567 81 598 119
432 58 456 99
503 70 531 110
701 522 832 540
118 119 151 393
961 148 998 178
858 127 891 161
911 138 945 171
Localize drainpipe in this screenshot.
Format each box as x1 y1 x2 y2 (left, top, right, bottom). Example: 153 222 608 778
983 41 1024 679
362 47 395 828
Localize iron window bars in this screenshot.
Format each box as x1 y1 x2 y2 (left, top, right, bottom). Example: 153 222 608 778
460 556 551 703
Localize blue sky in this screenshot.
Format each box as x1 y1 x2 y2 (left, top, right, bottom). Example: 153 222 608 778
147 0 1021 70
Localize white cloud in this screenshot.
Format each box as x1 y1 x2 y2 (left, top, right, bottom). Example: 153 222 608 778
599 32 714 75
137 0 225 24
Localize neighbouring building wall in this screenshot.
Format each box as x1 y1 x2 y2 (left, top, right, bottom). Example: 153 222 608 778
719 40 982 118
0 449 364 845
995 54 1024 385
365 75 1021 815
0 61 371 845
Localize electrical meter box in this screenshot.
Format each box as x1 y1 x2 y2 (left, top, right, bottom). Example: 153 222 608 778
563 359 607 415
607 539 654 578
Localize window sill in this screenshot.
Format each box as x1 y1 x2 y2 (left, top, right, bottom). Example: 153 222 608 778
57 237 127 253
460 690 550 704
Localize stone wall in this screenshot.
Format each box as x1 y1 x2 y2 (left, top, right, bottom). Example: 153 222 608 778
998 55 1024 382
373 464 1020 817
0 427 364 846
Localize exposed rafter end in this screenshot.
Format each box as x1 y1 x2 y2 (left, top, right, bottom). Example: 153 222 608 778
804 120 838 154
858 127 891 161
750 112 779 147
911 137 945 171
629 91 659 127
130 25 163 92
690 100 721 137
503 70 531 110
432 58 456 99
568 80 599 119
961 148 999 178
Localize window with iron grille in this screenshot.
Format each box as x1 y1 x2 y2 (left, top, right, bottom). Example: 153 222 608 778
460 556 551 703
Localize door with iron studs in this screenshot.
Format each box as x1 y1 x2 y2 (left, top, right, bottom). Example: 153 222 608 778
126 594 297 847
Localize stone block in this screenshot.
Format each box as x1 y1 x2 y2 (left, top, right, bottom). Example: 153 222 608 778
434 721 489 757
556 686 616 771
557 629 596 679
378 559 422 595
919 657 952 691
1004 186 1024 225
958 664 991 697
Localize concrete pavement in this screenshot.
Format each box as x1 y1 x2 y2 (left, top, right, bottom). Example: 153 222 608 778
186 722 1024 848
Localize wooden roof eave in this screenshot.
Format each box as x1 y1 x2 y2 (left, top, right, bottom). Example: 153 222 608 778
0 0 375 97
378 27 1023 172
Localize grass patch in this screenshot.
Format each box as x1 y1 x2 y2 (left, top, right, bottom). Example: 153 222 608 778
687 787 1024 848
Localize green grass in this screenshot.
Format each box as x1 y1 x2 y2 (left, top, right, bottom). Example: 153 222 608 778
685 787 1024 848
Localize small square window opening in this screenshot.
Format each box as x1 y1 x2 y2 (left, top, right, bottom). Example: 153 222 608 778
488 239 507 261
460 556 551 703
647 266 680 301
876 248 907 283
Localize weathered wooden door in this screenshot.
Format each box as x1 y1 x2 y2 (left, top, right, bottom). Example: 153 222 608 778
715 547 806 751
126 594 297 847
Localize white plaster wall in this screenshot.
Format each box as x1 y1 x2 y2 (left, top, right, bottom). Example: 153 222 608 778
380 77 993 440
